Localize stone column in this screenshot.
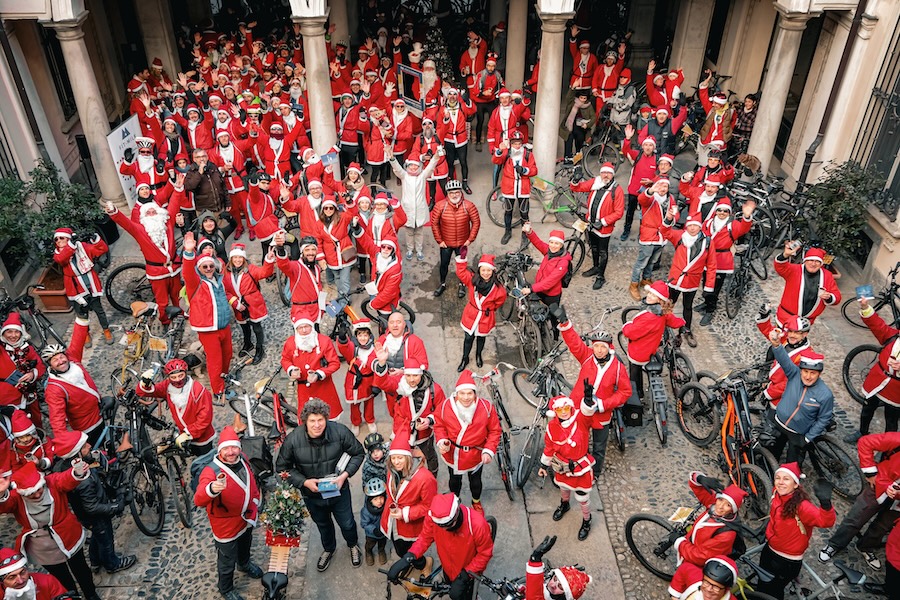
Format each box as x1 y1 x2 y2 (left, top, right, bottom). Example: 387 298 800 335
294 13 338 154
669 0 716 90
626 0 657 70
504 0 528 90
135 0 182 74
329 0 350 50
347 0 360 45
489 0 507 30
747 11 810 175
48 14 124 206
532 10 575 197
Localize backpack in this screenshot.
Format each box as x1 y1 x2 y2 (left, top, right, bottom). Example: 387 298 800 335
560 256 574 288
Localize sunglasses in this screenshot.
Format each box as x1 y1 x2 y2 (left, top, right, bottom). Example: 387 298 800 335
138 150 153 155
715 209 730 213
53 236 68 241
322 206 336 211
199 264 216 270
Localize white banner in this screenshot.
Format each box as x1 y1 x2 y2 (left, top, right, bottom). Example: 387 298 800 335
106 114 140 207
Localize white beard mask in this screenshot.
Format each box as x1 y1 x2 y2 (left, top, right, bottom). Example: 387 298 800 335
422 70 437 94
306 153 321 165
681 231 700 249
397 376 417 397
712 215 729 234
295 331 319 353
137 154 155 173
376 253 393 274
269 138 282 151
141 210 170 249
57 362 89 388
4 577 36 600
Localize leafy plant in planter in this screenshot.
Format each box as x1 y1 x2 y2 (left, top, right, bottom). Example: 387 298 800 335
806 161 885 265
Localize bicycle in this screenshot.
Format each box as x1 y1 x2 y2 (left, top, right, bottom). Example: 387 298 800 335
104 262 156 315
841 343 880 404
581 119 621 178
156 429 194 528
321 287 365 342
226 360 298 430
110 302 168 395
484 176 583 230
360 298 417 334
839 261 900 329
471 363 520 501
0 285 66 350
724 239 769 318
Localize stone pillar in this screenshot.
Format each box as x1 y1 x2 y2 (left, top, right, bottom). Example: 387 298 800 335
489 0 506 29
346 0 359 45
533 10 574 196
294 13 338 154
669 0 716 90
135 0 182 74
48 14 124 206
746 11 809 175
626 0 657 70
329 0 350 50
505 0 528 90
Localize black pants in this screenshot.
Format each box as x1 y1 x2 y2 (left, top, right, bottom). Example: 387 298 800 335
86 425 103 449
888 560 900 600
445 142 469 182
503 196 530 231
448 466 484 500
757 543 802 600
475 101 496 142
428 179 448 210
369 162 391 186
444 571 476 600
215 528 253 594
73 296 110 330
702 272 727 312
859 394 900 434
591 426 609 474
564 128 588 158
667 288 697 330
305 484 359 552
462 333 486 362
391 538 426 569
418 439 440 478
189 440 213 456
770 420 808 465
829 483 900 551
630 363 645 399
536 292 562 333
438 246 461 285
622 193 640 234
587 231 610 280
358 256 370 282
87 516 120 570
44 547 97 597
181 209 197 234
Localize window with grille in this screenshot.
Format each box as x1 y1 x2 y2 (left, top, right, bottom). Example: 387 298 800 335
39 25 77 121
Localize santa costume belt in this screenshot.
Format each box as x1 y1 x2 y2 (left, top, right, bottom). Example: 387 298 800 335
291 299 318 306
146 259 174 267
715 248 731 253
450 440 483 452
150 182 167 190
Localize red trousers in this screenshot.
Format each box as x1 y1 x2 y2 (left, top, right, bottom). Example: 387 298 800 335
383 391 397 418
229 190 247 230
349 399 375 426
199 327 232 394
150 276 182 322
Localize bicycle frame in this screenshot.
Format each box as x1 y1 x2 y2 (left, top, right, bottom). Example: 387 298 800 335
740 543 860 599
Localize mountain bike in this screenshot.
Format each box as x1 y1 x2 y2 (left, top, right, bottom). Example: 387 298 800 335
471 363 520 501
111 302 168 395
724 241 767 319
840 261 900 329
484 176 583 230
104 262 156 315
581 119 621 178
156 429 194 528
0 285 66 350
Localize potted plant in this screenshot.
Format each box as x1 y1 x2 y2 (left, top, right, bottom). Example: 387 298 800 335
0 160 107 312
806 161 885 276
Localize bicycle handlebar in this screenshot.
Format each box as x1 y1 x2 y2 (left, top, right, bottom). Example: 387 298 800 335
470 362 517 382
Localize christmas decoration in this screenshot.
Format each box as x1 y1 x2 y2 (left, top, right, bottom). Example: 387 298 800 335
261 473 310 547
423 16 459 89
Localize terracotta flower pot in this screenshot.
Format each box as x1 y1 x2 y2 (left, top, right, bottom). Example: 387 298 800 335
34 267 72 313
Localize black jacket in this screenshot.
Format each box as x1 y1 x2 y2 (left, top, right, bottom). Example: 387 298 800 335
51 456 122 523
275 422 364 497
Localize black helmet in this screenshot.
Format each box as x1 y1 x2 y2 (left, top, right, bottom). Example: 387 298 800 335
702 557 736 588
299 236 318 250
588 330 613 345
257 172 272 182
364 432 385 451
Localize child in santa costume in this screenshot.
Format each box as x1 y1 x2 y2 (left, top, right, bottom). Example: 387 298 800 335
336 319 379 435
525 535 593 600
0 313 45 429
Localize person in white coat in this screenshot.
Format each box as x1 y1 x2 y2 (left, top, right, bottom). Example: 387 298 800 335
387 144 442 261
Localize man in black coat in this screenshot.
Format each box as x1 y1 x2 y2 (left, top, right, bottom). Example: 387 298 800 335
275 398 365 573
184 148 228 214
51 430 136 574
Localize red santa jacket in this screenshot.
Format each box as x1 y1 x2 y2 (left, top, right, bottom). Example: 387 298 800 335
540 402 596 492
493 147 536 198
244 180 282 242
568 43 598 89
194 455 261 542
436 100 476 147
661 225 718 293
280 333 342 417
208 141 249 194
459 41 488 93
376 331 430 372
858 432 900 503
0 467 87 559
623 138 658 196
137 378 215 445
315 212 357 270
337 338 377 404
861 311 900 407
119 159 169 191
673 472 738 571
390 111 417 156
360 114 392 165
174 114 215 151
45 318 102 435
571 179 624 237
486 103 531 153
560 324 631 427
703 216 752 274
0 340 43 412
756 318 815 404
384 377 446 447
355 207 407 257
622 308 686 365
183 253 233 332
336 103 364 146
889 522 900 575
590 55 625 101
223 258 275 323
473 70 503 105
525 231 571 297
109 195 183 280
765 489 835 560
646 70 685 109
409 504 493 580
433 395 502 473
380 465 438 541
456 259 507 336
409 134 449 181
276 253 323 324
355 230 403 313
252 130 296 179
774 258 841 325
52 238 108 300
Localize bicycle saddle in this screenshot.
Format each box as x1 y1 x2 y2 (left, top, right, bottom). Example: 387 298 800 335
260 572 288 598
164 306 184 320
645 355 664 375
130 301 159 318
833 560 866 586
738 557 774 584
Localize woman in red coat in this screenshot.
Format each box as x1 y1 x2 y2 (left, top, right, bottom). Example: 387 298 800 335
337 319 379 434
454 252 507 372
380 434 438 559
538 396 597 541
315 199 357 298
224 244 275 365
433 371 501 513
758 463 836 600
521 224 572 332
351 224 403 317
281 318 343 418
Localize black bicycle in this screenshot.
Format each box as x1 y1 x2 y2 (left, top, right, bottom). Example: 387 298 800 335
840 261 900 329
471 363 519 501
105 262 156 315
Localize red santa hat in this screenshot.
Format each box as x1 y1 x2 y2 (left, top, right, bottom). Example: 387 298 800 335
641 135 657 148
53 227 73 239
136 183 152 194
713 198 732 213
269 123 284 132
135 136 155 149
704 173 723 187
321 198 339 209
195 254 220 272
0 549 27 578
552 566 593 599
54 429 88 460
365 69 378 77
498 88 511 98
186 105 201 115
654 107 670 117
578 41 591 49
11 410 36 438
775 462 805 485
380 236 398 253
798 351 825 372
428 493 460 525
217 426 242 452
292 318 315 330
495 21 506 32
486 52 498 65
685 212 703 227
711 92 728 105
373 192 390 206
151 57 164 69
645 280 670 302
349 79 362 86
716 484 748 514
658 154 674 165
477 254 497 270
455 369 477 393
803 247 826 263
1 312 25 336
229 243 247 259
216 129 231 140
551 395 575 412
351 318 374 334
620 68 632 80
207 92 224 104
347 162 362 175
307 179 323 189
389 431 412 457
548 230 566 244
163 117 178 128
126 77 147 93
11 461 45 495
599 162 615 175
402 358 424 375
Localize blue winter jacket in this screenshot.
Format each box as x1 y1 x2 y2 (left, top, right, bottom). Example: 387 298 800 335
773 344 834 443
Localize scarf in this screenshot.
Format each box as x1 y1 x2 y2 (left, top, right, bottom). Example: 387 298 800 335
474 275 494 297
384 333 403 357
711 216 729 235
168 376 192 411
565 98 588 132
397 376 417 397
393 108 408 126
681 231 699 249
283 113 297 129
218 143 235 165
698 190 717 206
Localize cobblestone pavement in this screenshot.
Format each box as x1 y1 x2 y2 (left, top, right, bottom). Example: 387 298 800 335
1 155 886 599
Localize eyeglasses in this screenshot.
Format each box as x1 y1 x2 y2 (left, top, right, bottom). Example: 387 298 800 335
701 579 727 593
199 264 216 271
53 236 69 241
715 209 730 213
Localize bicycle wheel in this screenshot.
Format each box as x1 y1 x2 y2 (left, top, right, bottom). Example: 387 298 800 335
582 141 620 179
552 190 579 229
751 446 780 483
496 432 516 501
229 395 276 429
841 344 880 405
841 296 896 329
167 458 193 528
612 409 626 453
485 186 521 228
747 245 769 281
676 382 722 448
511 368 541 409
105 263 154 315
669 351 696 395
653 400 667 446
748 205 775 250
130 461 166 536
515 424 544 489
361 299 416 327
724 273 743 320
738 463 773 521
519 318 542 370
811 435 864 499
275 268 290 307
624 514 678 580
694 370 719 389
564 237 586 274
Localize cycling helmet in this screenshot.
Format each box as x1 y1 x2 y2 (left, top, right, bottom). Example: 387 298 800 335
587 330 613 345
164 359 188 375
364 478 386 497
40 344 66 362
299 236 318 250
446 179 463 192
364 432 385 452
702 556 737 588
256 172 272 182
783 316 811 333
509 131 524 142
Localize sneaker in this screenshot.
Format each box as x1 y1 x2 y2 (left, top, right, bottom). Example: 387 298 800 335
405 250 413 259
699 312 713 327
818 544 837 563
367 422 378 434
857 544 882 570
417 252 425 261
234 226 244 240
843 430 863 444
248 229 257 241
222 591 245 600
317 550 334 572
582 266 601 278
103 329 114 345
350 545 363 567
213 393 226 407
683 329 697 348
619 230 630 242
238 560 264 578
106 554 136 573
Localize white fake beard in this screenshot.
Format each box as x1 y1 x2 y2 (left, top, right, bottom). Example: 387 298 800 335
141 212 170 249
308 195 322 212
168 376 192 411
282 113 297 129
681 231 699 249
654 193 668 205
711 216 729 235
698 191 717 205
4 577 36 600
376 253 393 274
422 70 437 94
269 138 282 151
137 154 155 172
510 148 524 160
307 154 321 165
295 331 318 353
290 86 302 100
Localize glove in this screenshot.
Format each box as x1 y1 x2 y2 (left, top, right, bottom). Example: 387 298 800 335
175 432 191 449
582 379 596 407
696 474 725 493
529 535 557 563
140 369 155 387
112 499 125 516
813 480 834 509
124 148 134 162
514 164 526 175
459 245 468 259
449 571 472 597
386 552 415 582
757 303 771 320
156 160 166 174
549 304 567 324
514 97 522 105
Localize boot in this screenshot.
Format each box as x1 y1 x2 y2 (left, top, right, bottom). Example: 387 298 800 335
251 323 265 365
639 278 652 289
501 230 512 245
582 265 601 278
238 323 253 358
682 327 697 348
457 283 466 298
103 329 114 345
364 539 376 566
463 181 473 195
377 544 388 565
248 228 257 241
457 356 469 373
552 500 570 521
234 225 244 240
433 283 447 298
629 282 641 301
475 352 483 368
578 516 592 541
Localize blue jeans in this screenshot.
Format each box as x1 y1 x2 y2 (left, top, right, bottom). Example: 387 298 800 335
631 244 663 283
328 266 352 297
306 484 359 552
88 517 119 570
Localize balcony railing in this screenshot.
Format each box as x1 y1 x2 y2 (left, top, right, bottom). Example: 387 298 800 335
873 189 900 222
